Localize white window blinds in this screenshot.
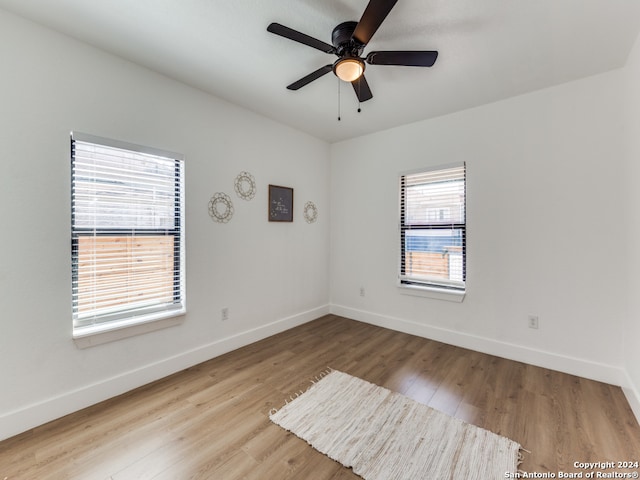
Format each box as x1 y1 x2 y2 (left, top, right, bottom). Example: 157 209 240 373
71 132 185 330
400 163 466 291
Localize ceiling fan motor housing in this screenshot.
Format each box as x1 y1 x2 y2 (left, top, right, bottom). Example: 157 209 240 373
332 21 364 57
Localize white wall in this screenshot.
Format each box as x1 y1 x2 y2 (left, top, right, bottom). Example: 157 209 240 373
0 9 330 440
330 67 630 386
623 32 640 420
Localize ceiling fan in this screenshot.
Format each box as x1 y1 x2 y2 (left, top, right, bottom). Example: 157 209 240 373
267 0 438 102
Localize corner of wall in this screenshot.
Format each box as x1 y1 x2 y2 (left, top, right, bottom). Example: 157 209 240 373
622 28 640 428
622 382 640 426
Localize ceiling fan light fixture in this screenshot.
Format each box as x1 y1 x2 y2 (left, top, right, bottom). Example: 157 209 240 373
334 57 365 82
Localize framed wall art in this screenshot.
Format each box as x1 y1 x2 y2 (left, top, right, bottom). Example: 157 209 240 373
268 184 293 222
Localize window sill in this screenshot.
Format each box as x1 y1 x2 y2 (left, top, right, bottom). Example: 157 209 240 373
73 309 186 348
397 283 465 303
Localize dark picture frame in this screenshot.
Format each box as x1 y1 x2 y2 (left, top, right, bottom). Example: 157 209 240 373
268 184 294 222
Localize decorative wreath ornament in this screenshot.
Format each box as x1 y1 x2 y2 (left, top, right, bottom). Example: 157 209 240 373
234 171 256 201
303 201 318 224
208 192 234 223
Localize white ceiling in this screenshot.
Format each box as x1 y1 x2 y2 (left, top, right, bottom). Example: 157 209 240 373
2 0 640 143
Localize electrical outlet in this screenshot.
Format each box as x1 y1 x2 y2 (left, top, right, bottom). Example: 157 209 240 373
528 315 539 329
221 307 229 321
359 287 365 297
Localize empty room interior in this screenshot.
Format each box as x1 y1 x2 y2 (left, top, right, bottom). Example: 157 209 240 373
1 0 640 478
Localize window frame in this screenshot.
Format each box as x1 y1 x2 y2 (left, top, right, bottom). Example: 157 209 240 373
70 132 186 342
398 163 466 302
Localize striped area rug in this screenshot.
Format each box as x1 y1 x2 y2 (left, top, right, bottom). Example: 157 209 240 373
270 369 522 480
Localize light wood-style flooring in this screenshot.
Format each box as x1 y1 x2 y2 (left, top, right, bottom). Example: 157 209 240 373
2 315 639 479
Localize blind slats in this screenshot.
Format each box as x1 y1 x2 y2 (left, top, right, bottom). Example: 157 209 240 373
400 163 466 290
71 133 185 328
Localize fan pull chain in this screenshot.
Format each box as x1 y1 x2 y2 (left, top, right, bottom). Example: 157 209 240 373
337 78 341 121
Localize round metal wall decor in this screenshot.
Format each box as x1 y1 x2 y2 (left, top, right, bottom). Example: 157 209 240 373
303 201 318 223
234 171 256 201
208 192 234 223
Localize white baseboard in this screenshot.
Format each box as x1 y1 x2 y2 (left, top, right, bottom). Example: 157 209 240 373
622 374 640 426
330 305 628 388
0 305 329 442
4 304 637 442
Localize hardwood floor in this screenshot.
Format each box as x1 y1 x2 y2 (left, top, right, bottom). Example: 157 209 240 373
2 315 639 479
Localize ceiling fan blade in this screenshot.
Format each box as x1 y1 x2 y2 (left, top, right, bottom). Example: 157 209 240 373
287 65 333 90
366 50 438 67
267 23 336 54
351 75 373 102
351 0 398 46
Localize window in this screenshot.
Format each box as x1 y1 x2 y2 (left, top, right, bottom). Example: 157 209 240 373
71 132 185 335
399 163 466 293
